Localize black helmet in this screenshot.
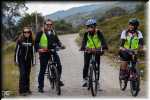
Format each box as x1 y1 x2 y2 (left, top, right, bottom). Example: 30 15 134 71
128 18 140 27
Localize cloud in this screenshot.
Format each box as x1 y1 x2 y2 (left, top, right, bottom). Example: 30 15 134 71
25 2 101 16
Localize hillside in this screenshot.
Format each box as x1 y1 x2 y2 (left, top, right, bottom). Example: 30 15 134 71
45 2 142 27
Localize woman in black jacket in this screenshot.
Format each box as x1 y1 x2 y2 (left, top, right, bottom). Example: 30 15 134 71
14 27 35 96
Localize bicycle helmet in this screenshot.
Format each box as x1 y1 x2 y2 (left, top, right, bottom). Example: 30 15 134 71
128 18 140 27
85 18 96 26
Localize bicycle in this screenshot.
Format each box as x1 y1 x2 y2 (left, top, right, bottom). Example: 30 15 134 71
80 48 104 96
118 49 142 96
45 46 64 95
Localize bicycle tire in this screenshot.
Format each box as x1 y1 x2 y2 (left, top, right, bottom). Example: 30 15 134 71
48 64 55 89
90 64 98 96
53 66 61 95
130 65 140 97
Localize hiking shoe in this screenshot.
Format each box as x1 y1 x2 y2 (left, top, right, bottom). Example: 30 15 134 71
20 92 29 96
82 79 88 87
38 88 44 93
59 80 64 86
27 90 32 94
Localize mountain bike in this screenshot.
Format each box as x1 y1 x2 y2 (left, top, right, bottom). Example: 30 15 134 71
119 49 142 96
45 46 64 95
80 48 104 96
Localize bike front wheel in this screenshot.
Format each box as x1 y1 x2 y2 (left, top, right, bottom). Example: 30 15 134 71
53 66 61 95
130 66 140 97
89 65 98 96
48 64 55 89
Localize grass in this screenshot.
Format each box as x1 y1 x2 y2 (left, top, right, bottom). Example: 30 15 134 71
2 42 19 96
2 42 35 97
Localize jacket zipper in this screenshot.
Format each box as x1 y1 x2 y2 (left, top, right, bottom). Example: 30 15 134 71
25 38 29 61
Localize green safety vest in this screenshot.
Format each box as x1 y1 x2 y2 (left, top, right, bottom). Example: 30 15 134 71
124 34 139 49
39 33 48 48
86 33 101 48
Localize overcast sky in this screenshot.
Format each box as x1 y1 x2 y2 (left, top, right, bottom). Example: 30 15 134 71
25 2 103 16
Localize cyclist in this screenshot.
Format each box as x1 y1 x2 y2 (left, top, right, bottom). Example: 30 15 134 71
80 18 108 87
119 18 144 79
35 19 65 93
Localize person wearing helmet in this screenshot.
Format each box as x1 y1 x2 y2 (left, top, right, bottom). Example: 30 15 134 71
119 18 144 79
80 18 108 87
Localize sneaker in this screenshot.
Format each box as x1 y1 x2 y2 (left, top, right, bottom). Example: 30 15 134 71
97 82 103 91
38 88 44 93
59 80 64 86
82 79 88 87
20 92 28 96
27 90 32 94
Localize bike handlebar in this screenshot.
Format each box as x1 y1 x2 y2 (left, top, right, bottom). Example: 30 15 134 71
49 46 65 52
79 48 104 54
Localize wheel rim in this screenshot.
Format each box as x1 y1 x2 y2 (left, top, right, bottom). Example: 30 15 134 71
130 65 140 96
130 79 139 96
90 65 98 96
47 65 55 89
54 67 61 95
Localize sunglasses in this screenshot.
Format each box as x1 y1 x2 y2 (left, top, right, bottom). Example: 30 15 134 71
46 24 53 26
23 31 30 34
87 25 96 28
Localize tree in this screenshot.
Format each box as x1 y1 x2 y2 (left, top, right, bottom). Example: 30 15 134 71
54 19 75 34
2 1 28 41
17 12 44 34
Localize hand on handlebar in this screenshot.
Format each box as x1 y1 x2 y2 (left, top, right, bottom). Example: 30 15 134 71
80 48 104 54
119 47 126 51
38 48 48 52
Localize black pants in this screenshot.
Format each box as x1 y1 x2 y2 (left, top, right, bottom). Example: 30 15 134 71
19 60 31 93
119 50 137 71
119 50 133 61
83 52 101 80
38 52 62 89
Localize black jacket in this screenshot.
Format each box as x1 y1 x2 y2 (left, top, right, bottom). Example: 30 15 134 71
80 30 108 50
14 37 35 65
34 30 62 52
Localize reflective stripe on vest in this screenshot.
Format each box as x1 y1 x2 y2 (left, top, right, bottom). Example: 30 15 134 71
124 35 139 49
86 33 101 48
39 33 48 48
